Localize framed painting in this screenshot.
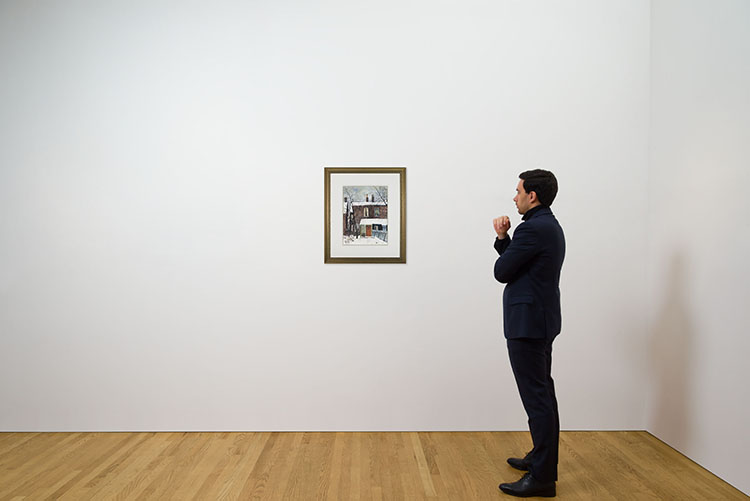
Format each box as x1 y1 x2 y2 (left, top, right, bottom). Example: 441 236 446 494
324 167 406 263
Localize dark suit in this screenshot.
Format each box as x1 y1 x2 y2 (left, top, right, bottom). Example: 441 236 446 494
494 205 565 483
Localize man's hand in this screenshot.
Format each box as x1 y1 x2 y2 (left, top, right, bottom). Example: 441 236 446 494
493 216 511 239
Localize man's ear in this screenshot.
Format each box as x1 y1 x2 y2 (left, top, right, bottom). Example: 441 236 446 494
529 191 538 203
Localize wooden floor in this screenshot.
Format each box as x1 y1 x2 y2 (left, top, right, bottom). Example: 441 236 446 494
0 431 745 500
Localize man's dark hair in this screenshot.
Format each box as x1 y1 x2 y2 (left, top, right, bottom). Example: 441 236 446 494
519 169 558 207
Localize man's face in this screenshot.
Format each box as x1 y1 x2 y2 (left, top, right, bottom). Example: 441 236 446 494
513 179 533 215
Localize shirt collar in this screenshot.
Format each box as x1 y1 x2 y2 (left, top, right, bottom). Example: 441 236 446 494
522 205 546 221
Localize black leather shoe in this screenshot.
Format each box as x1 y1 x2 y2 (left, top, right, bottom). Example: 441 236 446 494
507 456 531 471
499 472 556 497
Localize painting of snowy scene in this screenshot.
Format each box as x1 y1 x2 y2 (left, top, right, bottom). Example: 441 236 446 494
343 186 388 245
324 166 405 264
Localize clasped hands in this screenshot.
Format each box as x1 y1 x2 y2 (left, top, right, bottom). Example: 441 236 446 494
493 216 511 239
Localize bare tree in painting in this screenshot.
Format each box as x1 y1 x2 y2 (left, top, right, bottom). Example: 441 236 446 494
343 186 358 237
372 186 388 205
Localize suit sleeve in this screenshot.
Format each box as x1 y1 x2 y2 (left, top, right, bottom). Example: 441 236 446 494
493 222 538 283
494 235 510 255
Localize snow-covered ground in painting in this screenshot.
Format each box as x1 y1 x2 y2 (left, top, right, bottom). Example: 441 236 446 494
343 235 388 245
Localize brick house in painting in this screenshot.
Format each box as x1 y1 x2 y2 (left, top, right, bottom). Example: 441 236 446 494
343 194 388 240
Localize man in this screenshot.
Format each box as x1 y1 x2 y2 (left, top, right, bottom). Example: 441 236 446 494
493 169 565 498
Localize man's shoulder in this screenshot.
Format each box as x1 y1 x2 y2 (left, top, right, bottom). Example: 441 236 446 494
525 207 556 225
525 208 564 236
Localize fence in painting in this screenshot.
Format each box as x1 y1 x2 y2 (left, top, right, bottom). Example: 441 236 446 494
373 230 388 242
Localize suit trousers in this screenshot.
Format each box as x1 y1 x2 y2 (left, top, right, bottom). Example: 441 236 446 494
507 337 560 483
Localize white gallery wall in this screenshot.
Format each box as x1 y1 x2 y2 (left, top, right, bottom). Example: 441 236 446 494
647 0 750 494
0 0 651 432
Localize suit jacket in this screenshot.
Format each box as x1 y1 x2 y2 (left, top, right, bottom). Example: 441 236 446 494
494 206 565 339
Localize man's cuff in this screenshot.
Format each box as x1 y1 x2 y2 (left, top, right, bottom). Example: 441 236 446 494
494 235 510 254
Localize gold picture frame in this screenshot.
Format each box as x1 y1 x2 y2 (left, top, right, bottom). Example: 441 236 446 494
324 167 406 263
